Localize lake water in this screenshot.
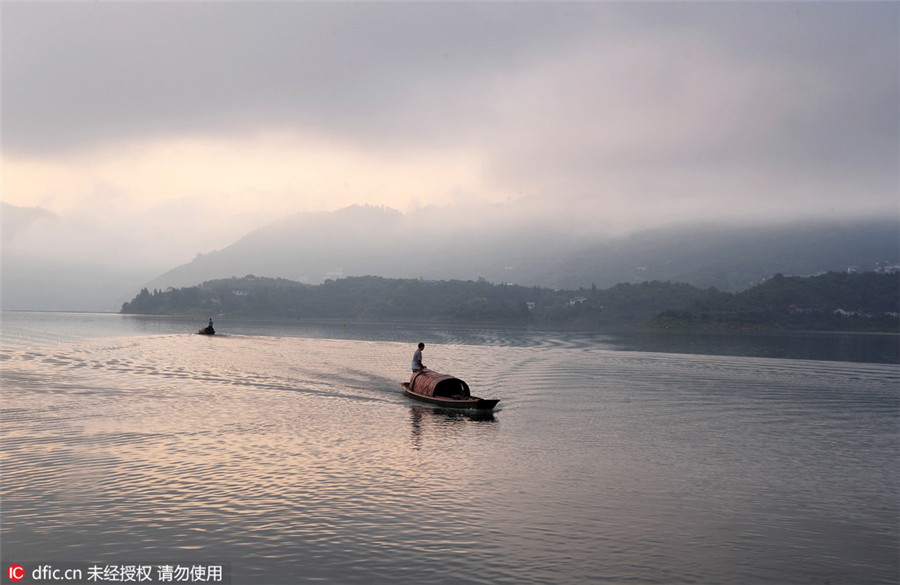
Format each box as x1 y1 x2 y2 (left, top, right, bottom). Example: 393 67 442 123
1 312 898 585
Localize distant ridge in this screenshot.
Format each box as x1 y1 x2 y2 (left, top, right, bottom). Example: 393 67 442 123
146 203 587 290
541 220 900 291
143 206 898 295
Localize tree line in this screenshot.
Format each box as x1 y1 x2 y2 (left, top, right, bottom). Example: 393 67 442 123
121 272 899 332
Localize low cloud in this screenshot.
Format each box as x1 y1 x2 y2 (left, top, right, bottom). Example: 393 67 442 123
1 2 896 272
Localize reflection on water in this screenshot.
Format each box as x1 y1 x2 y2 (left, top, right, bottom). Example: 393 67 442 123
1 312 898 584
408 407 497 451
614 327 900 364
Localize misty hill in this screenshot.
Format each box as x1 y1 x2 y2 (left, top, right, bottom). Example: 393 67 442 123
542 220 900 291
1 202 157 312
145 205 898 294
1 202 57 245
145 204 588 290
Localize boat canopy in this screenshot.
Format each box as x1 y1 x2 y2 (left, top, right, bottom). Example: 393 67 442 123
409 369 471 399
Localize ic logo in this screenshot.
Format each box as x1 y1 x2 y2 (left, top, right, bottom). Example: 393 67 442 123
7 564 25 582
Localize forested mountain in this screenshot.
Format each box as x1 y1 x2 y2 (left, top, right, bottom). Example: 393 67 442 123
121 271 899 332
121 274 710 328
650 271 900 331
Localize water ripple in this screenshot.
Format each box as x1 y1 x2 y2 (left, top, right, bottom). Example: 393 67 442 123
2 317 897 584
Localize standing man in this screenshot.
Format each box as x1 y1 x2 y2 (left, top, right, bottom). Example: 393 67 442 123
411 342 426 372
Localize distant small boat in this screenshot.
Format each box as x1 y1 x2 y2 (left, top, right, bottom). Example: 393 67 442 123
401 369 498 410
198 326 215 335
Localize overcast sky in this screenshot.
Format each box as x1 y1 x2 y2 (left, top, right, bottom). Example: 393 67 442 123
2 1 897 270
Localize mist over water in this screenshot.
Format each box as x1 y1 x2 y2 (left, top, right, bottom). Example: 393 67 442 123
2 313 897 584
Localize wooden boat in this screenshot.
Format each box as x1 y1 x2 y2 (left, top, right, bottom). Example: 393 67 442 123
402 369 498 410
